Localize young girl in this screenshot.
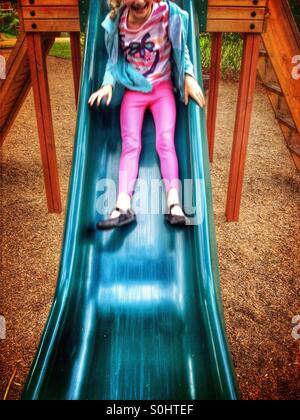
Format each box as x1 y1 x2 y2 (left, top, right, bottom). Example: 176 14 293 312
89 0 205 229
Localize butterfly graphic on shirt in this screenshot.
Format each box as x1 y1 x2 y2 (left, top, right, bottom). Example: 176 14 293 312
120 33 160 77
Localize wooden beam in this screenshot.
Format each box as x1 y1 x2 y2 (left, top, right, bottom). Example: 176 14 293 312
21 6 79 20
0 34 56 146
208 6 266 20
226 34 260 222
207 19 264 33
70 32 81 108
0 34 30 145
27 33 62 213
0 80 31 146
20 0 78 5
207 33 222 163
208 0 267 5
23 19 80 32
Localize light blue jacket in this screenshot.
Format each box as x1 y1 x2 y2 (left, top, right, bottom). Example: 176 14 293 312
101 0 195 102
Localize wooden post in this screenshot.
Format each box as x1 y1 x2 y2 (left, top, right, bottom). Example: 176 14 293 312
27 33 62 213
207 33 222 163
70 32 82 107
225 34 260 222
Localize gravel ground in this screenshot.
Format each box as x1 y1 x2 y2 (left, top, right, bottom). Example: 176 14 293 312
0 57 299 400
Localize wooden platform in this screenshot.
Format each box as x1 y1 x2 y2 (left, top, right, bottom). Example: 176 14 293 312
19 0 80 32
207 0 268 33
18 0 269 33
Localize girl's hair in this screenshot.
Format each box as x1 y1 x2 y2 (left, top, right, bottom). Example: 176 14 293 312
107 0 123 20
107 1 173 20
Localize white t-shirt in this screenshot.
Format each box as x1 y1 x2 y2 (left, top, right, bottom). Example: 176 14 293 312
119 1 172 85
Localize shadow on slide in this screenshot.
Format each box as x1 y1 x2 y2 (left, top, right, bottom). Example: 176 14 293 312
22 0 238 400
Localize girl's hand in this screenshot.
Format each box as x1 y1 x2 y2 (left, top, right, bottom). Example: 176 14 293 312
88 85 113 107
184 74 206 108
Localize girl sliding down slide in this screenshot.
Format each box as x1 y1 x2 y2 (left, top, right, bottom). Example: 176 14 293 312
89 0 205 230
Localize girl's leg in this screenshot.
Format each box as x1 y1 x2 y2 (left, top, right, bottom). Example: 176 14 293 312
110 90 147 218
119 90 147 196
149 83 184 216
150 83 178 191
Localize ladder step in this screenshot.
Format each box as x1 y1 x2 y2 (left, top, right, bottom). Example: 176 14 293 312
288 145 300 158
264 82 283 96
276 114 296 131
259 48 267 57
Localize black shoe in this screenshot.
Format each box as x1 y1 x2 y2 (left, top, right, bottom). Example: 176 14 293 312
96 207 136 231
165 204 191 227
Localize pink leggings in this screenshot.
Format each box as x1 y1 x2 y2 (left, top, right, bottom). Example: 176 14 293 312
119 80 179 196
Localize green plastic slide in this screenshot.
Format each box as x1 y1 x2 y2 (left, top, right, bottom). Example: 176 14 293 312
22 0 238 400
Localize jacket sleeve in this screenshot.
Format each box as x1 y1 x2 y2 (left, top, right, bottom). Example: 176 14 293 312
184 44 195 78
102 56 117 89
101 30 117 89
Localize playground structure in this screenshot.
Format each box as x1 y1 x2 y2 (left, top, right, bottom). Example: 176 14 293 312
0 0 299 220
0 0 300 401
258 1 300 173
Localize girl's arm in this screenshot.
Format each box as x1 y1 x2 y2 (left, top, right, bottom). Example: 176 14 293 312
88 58 116 107
184 74 205 108
88 84 113 107
184 44 195 78
184 45 205 108
102 57 117 90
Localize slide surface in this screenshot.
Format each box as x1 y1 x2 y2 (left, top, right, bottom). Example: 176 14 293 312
22 0 238 400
